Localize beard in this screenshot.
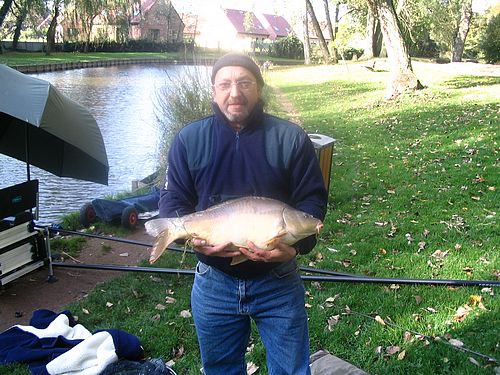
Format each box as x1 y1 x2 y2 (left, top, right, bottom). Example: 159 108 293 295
221 97 251 124
222 107 251 123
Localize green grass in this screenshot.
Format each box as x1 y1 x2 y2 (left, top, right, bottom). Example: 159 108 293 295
1 61 498 375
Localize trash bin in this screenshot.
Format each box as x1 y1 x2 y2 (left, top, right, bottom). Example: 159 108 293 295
308 133 336 192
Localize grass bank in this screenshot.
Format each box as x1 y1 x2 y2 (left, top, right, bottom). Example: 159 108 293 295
1 61 498 375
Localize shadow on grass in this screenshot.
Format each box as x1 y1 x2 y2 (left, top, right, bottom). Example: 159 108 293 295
443 75 500 88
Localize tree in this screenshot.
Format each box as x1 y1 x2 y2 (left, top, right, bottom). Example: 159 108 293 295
452 0 473 62
71 0 128 52
362 1 382 59
11 2 28 50
46 0 62 55
480 13 500 63
368 0 422 99
0 0 14 29
303 11 311 64
323 0 338 62
305 0 330 64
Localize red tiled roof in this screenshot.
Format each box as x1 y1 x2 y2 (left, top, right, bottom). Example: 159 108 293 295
261 13 292 37
224 9 269 37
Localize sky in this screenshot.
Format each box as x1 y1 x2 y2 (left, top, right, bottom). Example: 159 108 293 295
172 0 499 22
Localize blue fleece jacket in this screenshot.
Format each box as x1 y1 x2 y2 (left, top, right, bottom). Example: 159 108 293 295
159 101 327 278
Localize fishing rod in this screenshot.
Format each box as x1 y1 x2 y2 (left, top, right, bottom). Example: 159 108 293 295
42 226 500 287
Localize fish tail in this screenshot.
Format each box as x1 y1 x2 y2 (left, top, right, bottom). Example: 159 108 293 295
145 219 179 264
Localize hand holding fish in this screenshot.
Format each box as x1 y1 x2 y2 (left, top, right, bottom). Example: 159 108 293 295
238 240 297 263
191 239 242 259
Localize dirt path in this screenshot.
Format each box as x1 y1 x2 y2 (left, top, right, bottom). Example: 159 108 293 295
270 86 302 125
0 226 151 331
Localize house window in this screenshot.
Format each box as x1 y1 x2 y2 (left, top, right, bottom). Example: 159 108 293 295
148 29 160 41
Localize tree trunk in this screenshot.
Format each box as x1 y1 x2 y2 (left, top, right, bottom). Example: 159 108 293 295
12 7 28 50
303 12 311 64
451 0 473 62
0 0 14 29
305 0 330 64
323 0 338 62
369 0 422 99
362 2 383 60
46 4 60 55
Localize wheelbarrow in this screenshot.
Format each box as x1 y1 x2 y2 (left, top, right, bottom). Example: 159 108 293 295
79 187 160 229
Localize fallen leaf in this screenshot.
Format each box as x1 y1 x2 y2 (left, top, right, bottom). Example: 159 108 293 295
386 346 400 356
454 305 471 322
247 362 259 374
105 302 113 308
180 310 192 318
469 295 483 308
374 315 386 325
325 294 340 307
82 308 90 315
469 357 481 367
414 295 423 305
374 346 383 355
155 304 166 310
449 338 464 347
165 297 177 304
397 350 406 360
119 252 129 257
327 315 340 331
173 345 185 358
404 331 412 342
150 314 161 322
305 303 312 308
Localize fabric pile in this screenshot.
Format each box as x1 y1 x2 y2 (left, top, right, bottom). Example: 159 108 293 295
0 309 146 374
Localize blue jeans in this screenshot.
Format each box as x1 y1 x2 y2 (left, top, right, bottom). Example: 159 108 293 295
191 260 311 375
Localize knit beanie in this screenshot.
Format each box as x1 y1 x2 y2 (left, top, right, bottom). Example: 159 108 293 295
211 53 264 87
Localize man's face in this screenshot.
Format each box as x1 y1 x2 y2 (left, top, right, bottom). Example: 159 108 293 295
212 66 262 126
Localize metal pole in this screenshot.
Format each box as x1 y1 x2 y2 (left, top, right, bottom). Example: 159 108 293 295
49 262 500 287
42 226 500 287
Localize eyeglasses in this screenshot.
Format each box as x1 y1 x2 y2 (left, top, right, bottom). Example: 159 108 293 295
214 80 256 92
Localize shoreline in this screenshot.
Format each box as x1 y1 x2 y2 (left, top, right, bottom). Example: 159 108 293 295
9 57 197 74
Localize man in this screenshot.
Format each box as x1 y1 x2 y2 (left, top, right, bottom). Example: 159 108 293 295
159 53 327 374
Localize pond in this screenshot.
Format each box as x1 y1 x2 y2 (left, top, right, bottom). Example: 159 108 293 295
0 64 205 225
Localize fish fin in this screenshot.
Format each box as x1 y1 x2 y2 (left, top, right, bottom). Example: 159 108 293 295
265 233 286 248
144 218 171 237
230 254 249 265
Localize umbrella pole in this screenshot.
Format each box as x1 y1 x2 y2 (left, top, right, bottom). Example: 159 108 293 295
25 124 30 181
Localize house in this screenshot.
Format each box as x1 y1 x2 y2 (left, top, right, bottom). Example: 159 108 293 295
129 0 184 42
256 13 292 40
58 0 183 43
177 7 295 52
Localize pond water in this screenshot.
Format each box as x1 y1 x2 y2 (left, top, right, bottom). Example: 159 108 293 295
0 64 205 225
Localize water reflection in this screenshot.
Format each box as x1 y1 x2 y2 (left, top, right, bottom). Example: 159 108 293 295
0 64 202 224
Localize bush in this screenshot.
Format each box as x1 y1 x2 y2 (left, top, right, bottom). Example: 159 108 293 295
154 63 214 183
267 35 304 60
62 40 189 53
480 14 500 63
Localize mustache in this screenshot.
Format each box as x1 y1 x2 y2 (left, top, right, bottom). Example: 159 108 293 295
228 98 248 105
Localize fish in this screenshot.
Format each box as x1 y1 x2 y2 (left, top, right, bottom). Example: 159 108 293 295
145 196 323 264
